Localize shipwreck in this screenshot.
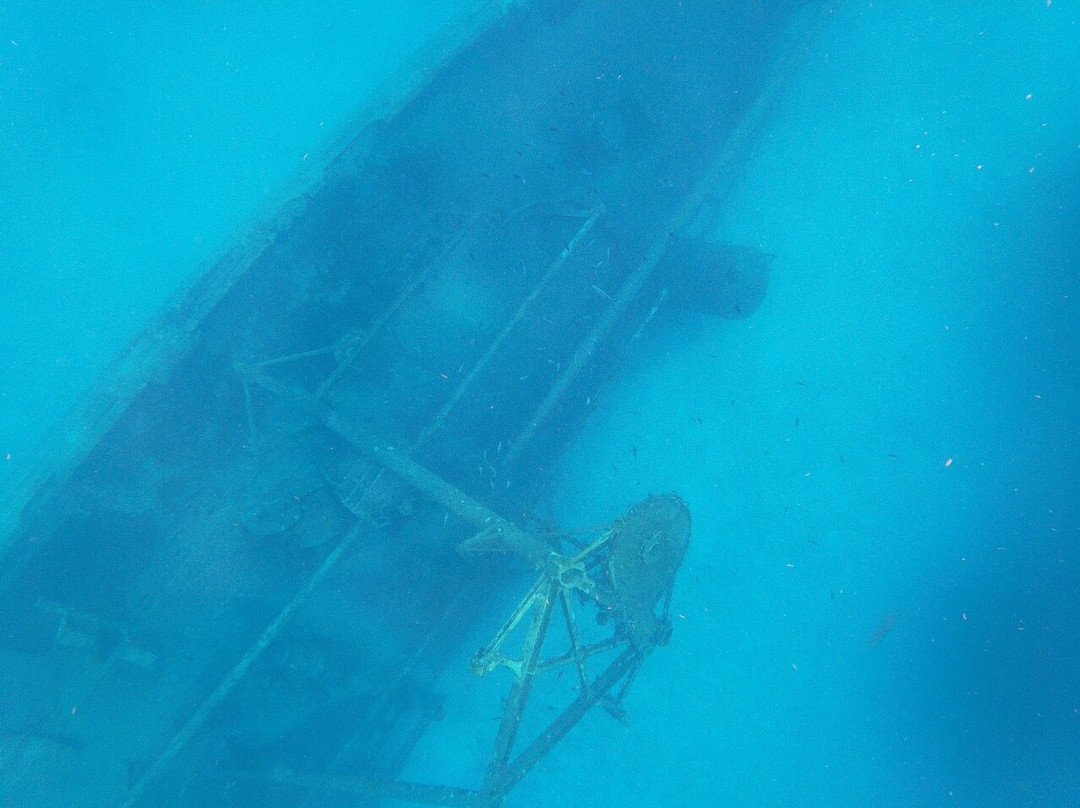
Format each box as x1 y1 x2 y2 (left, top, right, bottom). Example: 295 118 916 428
0 1 825 806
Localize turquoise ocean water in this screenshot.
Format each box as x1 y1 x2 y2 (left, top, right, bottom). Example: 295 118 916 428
1 2 1078 807
536 4 1080 806
0 1 473 481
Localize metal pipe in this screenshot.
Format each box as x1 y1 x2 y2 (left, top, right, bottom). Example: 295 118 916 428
118 522 367 808
411 207 602 451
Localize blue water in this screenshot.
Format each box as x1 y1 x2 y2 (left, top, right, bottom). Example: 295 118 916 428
535 3 1080 806
2 2 1078 807
0 0 473 481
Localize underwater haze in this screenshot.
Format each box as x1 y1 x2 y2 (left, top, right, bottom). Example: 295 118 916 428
536 3 1080 807
0 0 479 484
1 1 1078 807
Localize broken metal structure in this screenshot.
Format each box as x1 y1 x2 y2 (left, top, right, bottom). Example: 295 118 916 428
257 492 690 808
0 1 827 806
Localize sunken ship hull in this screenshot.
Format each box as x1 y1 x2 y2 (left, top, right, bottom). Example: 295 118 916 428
0 2 822 806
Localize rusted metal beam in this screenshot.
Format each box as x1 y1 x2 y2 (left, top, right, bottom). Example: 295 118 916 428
247 368 552 568
412 206 603 451
118 521 367 808
499 645 644 795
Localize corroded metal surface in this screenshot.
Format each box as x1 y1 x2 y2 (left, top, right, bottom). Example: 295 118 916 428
607 494 691 650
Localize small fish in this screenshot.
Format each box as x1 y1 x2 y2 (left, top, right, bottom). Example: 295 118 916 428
866 611 900 648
